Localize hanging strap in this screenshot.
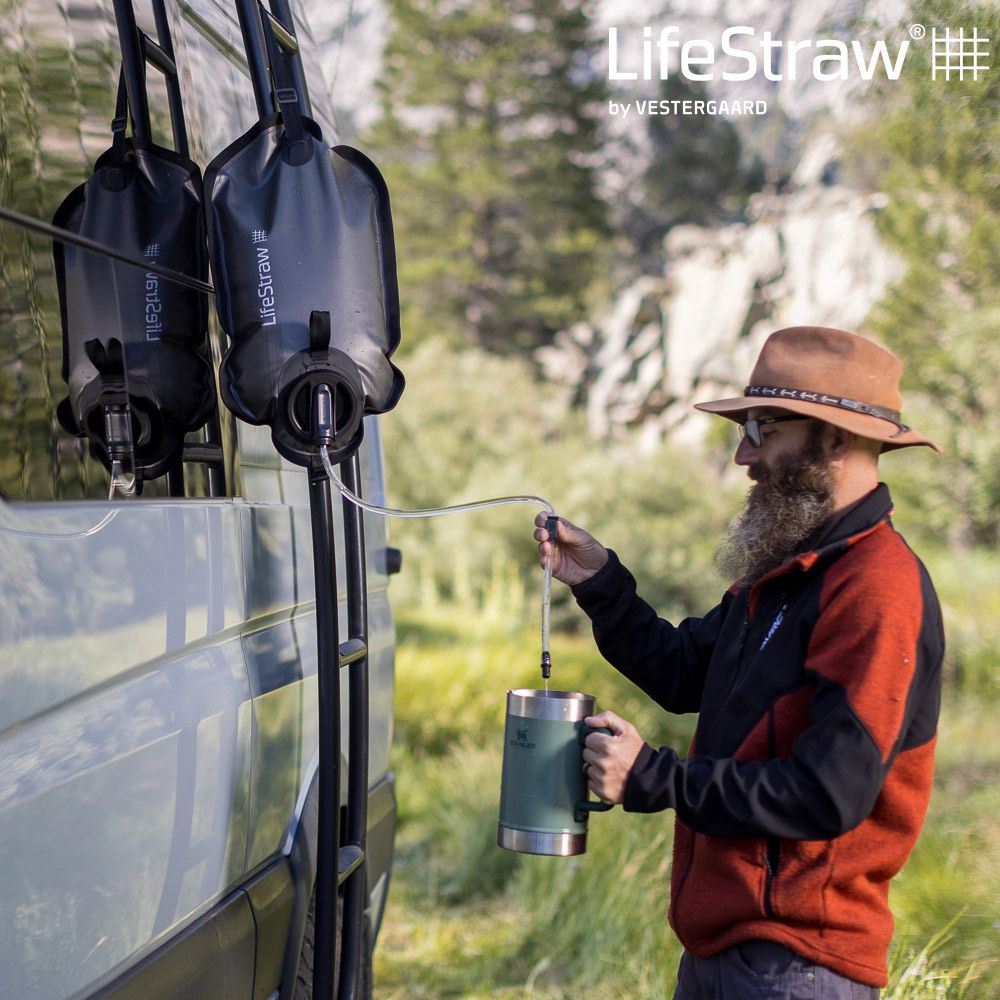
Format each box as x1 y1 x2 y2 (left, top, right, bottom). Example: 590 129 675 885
259 5 306 152
110 66 129 162
101 66 132 189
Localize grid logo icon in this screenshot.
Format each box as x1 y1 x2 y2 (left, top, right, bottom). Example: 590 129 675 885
931 28 991 80
251 229 268 244
143 243 160 257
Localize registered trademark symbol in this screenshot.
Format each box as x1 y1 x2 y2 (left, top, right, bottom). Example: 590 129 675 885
910 23 926 40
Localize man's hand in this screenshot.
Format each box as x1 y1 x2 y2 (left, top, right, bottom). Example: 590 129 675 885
533 512 609 586
581 710 645 806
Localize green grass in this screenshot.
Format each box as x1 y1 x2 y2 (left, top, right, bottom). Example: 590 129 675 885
373 604 1000 998
919 547 1000 697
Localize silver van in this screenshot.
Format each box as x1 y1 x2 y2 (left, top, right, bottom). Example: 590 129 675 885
0 2 398 997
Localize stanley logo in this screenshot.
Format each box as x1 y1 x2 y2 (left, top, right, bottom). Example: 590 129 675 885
509 726 535 751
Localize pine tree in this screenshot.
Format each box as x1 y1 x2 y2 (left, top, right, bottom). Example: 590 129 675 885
362 0 609 355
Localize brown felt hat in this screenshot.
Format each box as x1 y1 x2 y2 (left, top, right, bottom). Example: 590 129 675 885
694 326 940 452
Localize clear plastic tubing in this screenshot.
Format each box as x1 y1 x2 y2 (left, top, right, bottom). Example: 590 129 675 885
320 445 556 684
0 509 118 539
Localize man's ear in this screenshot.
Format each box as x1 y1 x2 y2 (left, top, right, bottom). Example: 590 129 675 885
825 424 855 461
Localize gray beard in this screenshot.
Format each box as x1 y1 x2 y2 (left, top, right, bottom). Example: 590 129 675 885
716 438 835 587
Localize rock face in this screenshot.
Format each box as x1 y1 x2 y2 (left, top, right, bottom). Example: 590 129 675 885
537 161 903 445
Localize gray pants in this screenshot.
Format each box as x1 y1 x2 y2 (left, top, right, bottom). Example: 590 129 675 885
673 940 880 999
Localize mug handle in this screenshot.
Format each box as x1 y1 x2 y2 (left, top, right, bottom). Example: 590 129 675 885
575 725 615 822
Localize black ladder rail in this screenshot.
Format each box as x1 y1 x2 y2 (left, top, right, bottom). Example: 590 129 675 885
235 0 314 120
234 0 275 118
309 465 343 1000
268 0 312 118
108 0 227 496
110 0 152 141
307 452 372 1000
338 452 370 1000
110 0 190 157
150 0 190 156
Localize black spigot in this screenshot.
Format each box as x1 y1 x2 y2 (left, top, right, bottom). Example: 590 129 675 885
312 383 336 448
541 650 551 681
103 400 138 495
103 401 134 465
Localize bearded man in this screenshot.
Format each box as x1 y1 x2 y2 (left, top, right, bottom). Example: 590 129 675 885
534 327 944 998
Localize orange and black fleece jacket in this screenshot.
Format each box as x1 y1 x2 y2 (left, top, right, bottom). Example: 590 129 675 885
571 483 944 988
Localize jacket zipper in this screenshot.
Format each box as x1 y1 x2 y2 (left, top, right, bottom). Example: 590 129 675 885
730 589 787 696
763 704 780 917
717 610 752 708
763 838 780 917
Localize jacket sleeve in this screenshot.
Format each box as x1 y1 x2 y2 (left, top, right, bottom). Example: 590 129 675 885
623 541 944 839
572 550 732 715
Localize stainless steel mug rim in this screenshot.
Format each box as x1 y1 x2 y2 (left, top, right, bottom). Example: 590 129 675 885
506 688 595 722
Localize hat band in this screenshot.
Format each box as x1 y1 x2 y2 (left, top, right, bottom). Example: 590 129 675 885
744 385 910 434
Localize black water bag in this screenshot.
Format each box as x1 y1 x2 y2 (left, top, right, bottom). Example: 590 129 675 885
53 73 215 484
203 33 403 468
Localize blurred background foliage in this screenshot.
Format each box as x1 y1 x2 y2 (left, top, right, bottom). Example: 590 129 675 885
850 0 1000 549
368 0 1000 995
363 0 611 354
381 338 732 627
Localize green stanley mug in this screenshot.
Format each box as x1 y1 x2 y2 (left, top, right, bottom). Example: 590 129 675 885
497 688 613 856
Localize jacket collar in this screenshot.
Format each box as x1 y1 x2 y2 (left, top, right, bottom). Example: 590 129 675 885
811 481 893 557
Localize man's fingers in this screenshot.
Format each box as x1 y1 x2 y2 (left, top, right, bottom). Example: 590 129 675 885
582 756 606 792
534 512 561 538
535 511 565 542
535 513 584 543
534 515 558 559
585 711 626 736
580 711 642 807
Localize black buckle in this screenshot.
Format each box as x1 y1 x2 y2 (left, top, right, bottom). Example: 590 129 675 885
111 116 128 134
275 87 299 105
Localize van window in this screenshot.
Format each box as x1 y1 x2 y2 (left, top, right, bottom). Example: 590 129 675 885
0 0 247 502
0 5 178 500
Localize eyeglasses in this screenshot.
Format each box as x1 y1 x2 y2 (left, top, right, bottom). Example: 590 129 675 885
738 414 810 448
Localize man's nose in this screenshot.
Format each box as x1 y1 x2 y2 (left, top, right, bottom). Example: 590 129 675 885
734 435 757 466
